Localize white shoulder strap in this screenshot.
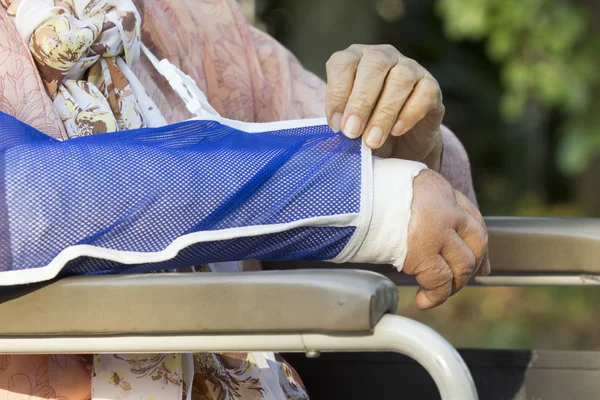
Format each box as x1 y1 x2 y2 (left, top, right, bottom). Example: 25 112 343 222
141 43 220 118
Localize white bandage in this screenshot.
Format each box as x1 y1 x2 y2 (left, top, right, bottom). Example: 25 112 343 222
344 157 426 270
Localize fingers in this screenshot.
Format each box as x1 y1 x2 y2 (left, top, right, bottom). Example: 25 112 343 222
477 253 491 277
414 254 453 310
454 189 483 225
454 190 490 276
325 45 363 131
406 174 490 311
415 230 480 311
391 76 444 137
441 230 478 294
363 61 423 148
454 190 491 276
340 46 400 139
325 44 445 152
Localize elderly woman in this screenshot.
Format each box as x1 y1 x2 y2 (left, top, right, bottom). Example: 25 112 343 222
0 0 486 399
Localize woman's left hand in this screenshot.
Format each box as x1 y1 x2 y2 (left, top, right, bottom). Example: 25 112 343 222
326 44 444 171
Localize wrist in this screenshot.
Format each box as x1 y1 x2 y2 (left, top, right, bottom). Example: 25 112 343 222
347 157 427 269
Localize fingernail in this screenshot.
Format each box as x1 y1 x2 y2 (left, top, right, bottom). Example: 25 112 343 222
343 115 362 138
484 259 491 276
392 120 405 136
331 113 342 132
366 126 383 147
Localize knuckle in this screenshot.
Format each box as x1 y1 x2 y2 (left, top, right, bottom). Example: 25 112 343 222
431 261 453 289
326 50 345 64
478 233 489 258
380 44 397 53
458 266 473 284
474 209 486 226
421 79 441 101
373 105 398 121
349 92 373 111
463 251 478 274
361 51 395 74
436 103 446 116
362 59 391 75
403 101 425 118
453 270 472 293
468 223 489 258
453 252 476 284
374 44 399 57
389 64 418 86
327 84 350 100
404 58 421 72
327 91 349 105
326 51 358 71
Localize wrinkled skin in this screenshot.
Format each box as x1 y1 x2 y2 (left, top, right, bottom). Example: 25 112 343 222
326 44 444 171
406 170 490 310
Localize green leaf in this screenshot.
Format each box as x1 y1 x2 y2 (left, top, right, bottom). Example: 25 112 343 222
557 131 592 176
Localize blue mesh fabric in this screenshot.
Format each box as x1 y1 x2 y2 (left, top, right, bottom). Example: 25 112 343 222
63 226 355 276
0 112 362 281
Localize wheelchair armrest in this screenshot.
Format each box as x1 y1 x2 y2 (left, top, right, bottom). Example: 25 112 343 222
0 269 398 336
484 216 600 274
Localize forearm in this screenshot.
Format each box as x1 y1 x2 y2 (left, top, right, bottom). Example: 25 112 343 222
0 112 424 285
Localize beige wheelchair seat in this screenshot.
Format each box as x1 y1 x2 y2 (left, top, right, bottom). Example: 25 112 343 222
0 269 397 336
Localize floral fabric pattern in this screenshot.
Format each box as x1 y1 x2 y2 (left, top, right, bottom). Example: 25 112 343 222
0 354 92 400
3 0 165 138
91 354 187 400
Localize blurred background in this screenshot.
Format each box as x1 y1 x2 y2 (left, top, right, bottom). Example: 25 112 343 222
241 0 600 350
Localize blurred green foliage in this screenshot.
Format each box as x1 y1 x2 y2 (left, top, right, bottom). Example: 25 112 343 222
437 0 600 175
398 286 600 350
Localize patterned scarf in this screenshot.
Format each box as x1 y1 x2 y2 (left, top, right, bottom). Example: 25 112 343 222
1 0 165 138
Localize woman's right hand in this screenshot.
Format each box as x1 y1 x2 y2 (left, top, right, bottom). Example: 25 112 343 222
405 170 490 310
